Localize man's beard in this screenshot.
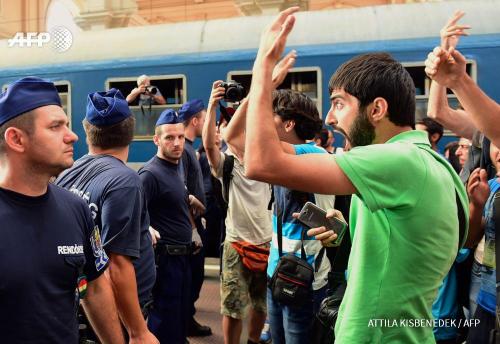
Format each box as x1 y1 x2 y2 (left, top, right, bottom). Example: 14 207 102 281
348 107 376 148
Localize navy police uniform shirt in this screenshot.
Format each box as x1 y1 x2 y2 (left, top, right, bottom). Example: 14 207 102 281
181 139 206 207
0 184 107 343
56 154 156 305
139 156 192 245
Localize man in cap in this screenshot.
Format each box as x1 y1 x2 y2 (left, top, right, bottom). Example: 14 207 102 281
0 77 123 343
139 109 201 344
56 89 158 343
179 99 212 337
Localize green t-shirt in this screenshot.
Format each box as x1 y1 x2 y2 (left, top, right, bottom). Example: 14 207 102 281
334 130 468 344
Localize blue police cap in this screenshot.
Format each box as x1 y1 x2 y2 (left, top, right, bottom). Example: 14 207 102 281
156 109 181 126
0 76 62 126
86 88 131 126
179 99 205 122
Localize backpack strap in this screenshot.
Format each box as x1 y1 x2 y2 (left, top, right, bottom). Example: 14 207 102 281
222 153 234 204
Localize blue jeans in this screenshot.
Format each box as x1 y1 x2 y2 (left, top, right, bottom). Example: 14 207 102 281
468 259 482 319
267 286 327 344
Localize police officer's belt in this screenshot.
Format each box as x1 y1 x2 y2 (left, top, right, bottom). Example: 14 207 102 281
156 243 192 256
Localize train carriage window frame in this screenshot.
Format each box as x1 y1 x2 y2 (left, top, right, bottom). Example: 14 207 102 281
105 74 187 141
2 80 72 129
402 59 477 136
227 67 323 115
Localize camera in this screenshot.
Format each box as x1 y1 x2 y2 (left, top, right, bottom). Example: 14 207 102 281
220 81 245 102
143 86 158 95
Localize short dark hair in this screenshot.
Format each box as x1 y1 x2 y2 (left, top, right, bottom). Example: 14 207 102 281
83 116 135 149
183 111 203 127
315 128 330 148
416 117 444 142
0 111 35 154
272 89 322 141
329 52 416 127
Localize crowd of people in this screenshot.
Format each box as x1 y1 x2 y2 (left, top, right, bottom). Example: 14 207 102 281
0 8 499 344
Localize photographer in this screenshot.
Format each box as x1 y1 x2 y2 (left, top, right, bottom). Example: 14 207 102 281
126 74 166 106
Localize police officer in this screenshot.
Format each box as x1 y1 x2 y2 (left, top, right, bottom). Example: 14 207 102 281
139 109 202 343
0 77 124 343
179 99 212 337
56 89 158 343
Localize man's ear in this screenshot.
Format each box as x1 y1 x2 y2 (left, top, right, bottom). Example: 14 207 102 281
4 127 27 153
430 132 440 144
192 117 199 127
153 134 160 147
285 119 296 132
369 97 389 124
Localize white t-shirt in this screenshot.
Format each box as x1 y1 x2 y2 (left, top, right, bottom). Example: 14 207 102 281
212 150 272 245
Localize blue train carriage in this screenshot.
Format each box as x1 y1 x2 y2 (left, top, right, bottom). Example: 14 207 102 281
0 0 498 165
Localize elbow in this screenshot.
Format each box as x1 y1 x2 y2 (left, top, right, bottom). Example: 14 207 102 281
244 158 269 182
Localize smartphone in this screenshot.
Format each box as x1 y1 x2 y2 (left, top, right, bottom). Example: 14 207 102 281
297 202 347 247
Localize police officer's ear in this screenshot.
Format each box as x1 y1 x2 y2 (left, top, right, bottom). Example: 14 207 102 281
4 127 29 153
369 97 388 124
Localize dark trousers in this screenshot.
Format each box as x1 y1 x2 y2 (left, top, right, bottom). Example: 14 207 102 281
148 254 191 344
466 304 495 344
190 221 207 317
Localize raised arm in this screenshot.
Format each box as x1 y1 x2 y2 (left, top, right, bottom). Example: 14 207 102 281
202 80 225 170
426 47 500 148
427 10 474 139
223 97 248 161
244 8 355 195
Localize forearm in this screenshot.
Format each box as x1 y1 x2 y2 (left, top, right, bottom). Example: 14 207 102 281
82 274 125 344
246 60 282 178
108 253 149 338
223 98 248 147
452 74 500 146
428 81 475 139
202 101 221 167
154 95 166 105
126 92 139 104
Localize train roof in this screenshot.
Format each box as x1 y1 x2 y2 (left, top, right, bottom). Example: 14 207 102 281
0 0 499 70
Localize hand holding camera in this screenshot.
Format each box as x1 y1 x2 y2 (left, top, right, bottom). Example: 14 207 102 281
220 81 245 102
143 85 158 96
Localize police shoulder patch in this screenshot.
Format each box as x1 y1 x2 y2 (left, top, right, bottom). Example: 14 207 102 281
90 225 109 271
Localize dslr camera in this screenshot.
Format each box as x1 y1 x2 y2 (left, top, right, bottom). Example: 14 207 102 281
220 81 245 102
143 86 158 95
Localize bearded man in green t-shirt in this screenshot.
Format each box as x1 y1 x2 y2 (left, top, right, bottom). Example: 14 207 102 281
242 8 469 344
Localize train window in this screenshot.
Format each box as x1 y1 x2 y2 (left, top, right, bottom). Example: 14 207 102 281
54 81 72 128
106 75 187 140
403 60 476 131
228 67 322 114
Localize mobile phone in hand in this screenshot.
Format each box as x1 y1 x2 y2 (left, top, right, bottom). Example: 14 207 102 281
297 202 347 247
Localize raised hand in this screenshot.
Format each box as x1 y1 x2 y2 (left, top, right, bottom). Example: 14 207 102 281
440 10 470 51
425 46 467 89
208 80 225 107
467 167 490 208
255 7 299 66
272 50 297 89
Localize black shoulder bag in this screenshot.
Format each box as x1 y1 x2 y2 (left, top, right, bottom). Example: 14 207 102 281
269 206 324 308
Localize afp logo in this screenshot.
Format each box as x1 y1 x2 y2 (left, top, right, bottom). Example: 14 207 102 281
8 26 73 53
